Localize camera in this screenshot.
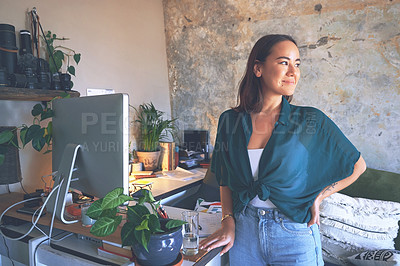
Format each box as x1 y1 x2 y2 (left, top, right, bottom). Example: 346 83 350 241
0 23 70 90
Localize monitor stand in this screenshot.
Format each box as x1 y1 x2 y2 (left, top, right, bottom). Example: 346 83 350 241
46 143 81 224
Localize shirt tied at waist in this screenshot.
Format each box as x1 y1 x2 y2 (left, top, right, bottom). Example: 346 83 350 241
237 180 271 204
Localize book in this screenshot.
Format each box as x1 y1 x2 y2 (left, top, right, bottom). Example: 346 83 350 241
130 179 154 186
101 241 133 258
131 170 153 176
129 171 156 181
133 174 157 179
97 247 133 263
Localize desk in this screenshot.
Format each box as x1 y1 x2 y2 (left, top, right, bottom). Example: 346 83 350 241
145 168 207 201
1 168 207 245
0 177 224 266
0 192 121 244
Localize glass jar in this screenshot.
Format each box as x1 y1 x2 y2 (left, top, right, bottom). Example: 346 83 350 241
81 202 96 227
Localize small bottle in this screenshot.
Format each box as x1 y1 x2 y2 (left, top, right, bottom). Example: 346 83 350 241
175 145 179 169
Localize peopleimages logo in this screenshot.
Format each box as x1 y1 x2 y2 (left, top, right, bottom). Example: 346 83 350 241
81 112 128 135
210 110 319 153
214 111 319 136
305 112 317 135
79 112 129 153
80 141 121 153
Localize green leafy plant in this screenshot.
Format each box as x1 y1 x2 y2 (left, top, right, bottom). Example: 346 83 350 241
134 103 177 152
87 188 186 251
44 31 81 79
0 92 71 165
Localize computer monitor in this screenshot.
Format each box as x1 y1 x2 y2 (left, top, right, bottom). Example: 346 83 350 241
47 93 129 223
183 130 209 152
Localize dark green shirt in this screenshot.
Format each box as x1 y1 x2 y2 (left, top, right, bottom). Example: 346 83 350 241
211 97 360 223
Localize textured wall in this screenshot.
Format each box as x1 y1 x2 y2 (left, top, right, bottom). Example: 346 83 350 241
163 0 400 173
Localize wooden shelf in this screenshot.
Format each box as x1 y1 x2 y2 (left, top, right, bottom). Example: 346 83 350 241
0 87 80 101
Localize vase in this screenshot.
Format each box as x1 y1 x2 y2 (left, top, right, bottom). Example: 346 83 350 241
136 151 161 171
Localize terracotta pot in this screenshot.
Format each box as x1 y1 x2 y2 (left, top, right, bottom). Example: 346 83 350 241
136 151 161 171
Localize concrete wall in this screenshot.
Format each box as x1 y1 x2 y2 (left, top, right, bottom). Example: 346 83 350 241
163 0 400 173
0 0 170 193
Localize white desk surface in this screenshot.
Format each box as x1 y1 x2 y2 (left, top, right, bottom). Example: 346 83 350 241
131 167 208 200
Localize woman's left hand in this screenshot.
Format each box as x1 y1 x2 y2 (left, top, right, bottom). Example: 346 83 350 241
307 198 321 227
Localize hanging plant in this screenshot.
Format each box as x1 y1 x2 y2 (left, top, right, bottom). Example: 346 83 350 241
0 92 71 165
44 31 81 88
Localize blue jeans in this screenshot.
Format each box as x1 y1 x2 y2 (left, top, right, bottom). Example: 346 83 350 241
229 205 324 266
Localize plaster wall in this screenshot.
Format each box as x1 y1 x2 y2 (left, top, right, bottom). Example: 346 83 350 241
0 0 170 193
163 0 400 173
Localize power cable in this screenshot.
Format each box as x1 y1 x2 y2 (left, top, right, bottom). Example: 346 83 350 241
0 183 61 241
19 181 29 194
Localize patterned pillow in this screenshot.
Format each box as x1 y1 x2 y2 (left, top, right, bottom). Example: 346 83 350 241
347 249 400 266
320 193 400 234
320 193 400 264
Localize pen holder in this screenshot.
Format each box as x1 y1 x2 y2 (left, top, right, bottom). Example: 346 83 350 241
130 162 143 173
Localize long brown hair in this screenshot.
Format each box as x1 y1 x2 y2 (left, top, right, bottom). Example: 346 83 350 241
234 34 297 113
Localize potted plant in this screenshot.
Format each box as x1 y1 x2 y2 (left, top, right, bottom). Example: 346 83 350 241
134 102 176 170
44 31 81 90
87 188 186 266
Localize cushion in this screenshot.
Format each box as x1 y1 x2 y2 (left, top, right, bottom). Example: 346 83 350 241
340 168 400 250
340 168 400 203
320 193 400 234
321 234 361 265
320 193 400 264
320 224 395 250
347 249 400 266
320 193 400 226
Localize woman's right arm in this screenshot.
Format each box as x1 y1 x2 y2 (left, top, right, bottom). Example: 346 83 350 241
199 185 235 255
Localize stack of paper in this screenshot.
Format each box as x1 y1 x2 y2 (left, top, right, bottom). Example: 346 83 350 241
159 167 203 181
163 206 222 238
194 198 222 214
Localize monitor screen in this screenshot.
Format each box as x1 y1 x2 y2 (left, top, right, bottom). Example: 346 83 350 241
47 93 129 223
183 130 209 152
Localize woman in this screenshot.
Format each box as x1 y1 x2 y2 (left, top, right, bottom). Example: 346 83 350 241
199 34 366 265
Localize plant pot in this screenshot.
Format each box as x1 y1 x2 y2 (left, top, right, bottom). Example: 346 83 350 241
136 151 161 171
132 220 183 266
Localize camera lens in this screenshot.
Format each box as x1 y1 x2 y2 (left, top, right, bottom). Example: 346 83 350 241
25 67 37 89
19 30 32 56
51 73 61 90
0 24 18 75
60 73 72 90
10 73 27 88
0 67 9 87
38 72 50 90
0 24 17 47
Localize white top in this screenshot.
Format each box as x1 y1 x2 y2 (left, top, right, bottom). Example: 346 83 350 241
247 149 277 209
